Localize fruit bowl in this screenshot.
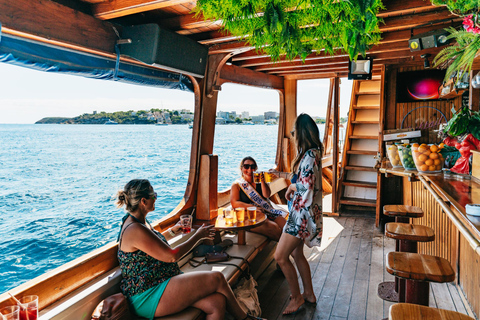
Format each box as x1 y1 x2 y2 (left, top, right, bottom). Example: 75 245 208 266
397 144 417 171
386 144 403 168
412 143 444 173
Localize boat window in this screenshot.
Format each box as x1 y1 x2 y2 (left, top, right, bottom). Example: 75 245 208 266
298 78 352 149
0 62 195 291
215 83 280 190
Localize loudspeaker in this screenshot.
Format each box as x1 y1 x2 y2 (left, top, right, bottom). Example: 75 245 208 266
120 24 208 78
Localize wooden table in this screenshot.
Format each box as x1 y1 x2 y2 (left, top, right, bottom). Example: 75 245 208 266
214 211 267 245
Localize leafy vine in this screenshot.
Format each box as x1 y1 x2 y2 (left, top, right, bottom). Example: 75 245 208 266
195 0 384 61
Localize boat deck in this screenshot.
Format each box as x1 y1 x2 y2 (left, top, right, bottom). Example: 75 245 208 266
245 214 474 320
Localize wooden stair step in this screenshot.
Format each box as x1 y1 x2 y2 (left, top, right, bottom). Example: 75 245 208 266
385 223 435 242
345 165 376 172
347 150 377 155
351 120 379 124
353 106 380 109
349 135 378 139
339 197 377 207
386 252 455 283
383 205 424 218
355 91 380 95
343 180 377 188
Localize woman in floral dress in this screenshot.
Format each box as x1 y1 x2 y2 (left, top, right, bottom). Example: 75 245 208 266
274 113 323 315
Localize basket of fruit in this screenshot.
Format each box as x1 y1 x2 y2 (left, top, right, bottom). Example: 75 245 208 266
397 144 417 170
412 143 445 173
386 143 403 168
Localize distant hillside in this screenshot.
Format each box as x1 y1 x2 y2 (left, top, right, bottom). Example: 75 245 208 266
35 109 192 125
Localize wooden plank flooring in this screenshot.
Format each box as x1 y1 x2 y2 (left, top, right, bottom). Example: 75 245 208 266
250 214 473 320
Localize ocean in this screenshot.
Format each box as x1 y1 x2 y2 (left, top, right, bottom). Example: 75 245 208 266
0 123 323 293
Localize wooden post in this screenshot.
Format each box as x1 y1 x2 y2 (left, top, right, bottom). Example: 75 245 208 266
332 77 340 212
470 70 480 112
284 79 297 170
197 154 218 221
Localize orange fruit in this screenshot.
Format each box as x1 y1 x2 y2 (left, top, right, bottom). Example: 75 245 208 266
423 149 431 156
425 159 434 166
418 146 427 153
436 165 442 170
429 152 438 159
420 164 429 171
434 159 441 166
429 165 436 171
412 143 419 148
430 145 438 153
439 143 445 149
418 154 428 162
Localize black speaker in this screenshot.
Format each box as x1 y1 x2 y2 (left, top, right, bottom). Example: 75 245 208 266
120 24 208 78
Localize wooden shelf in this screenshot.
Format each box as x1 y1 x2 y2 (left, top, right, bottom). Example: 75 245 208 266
439 78 467 99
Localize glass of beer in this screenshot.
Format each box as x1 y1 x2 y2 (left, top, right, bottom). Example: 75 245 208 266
253 172 261 183
247 207 257 222
224 209 234 226
235 207 245 223
264 172 275 183
179 215 192 233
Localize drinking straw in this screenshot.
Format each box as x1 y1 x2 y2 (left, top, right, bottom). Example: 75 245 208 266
8 292 29 319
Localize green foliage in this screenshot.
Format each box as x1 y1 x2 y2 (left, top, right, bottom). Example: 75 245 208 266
195 0 384 61
433 27 480 82
430 0 480 15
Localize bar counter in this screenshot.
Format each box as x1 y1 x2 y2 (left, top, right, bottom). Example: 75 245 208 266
380 167 480 318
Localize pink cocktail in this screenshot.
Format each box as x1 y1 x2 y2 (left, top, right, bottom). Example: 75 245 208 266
18 295 38 320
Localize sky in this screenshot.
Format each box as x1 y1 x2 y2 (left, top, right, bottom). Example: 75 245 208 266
0 62 351 124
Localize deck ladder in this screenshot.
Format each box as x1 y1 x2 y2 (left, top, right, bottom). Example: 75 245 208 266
338 75 384 226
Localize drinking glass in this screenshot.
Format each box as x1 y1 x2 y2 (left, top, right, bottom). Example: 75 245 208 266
224 209 234 226
235 207 245 223
247 207 257 222
18 295 38 320
264 172 275 183
0 306 19 320
253 172 262 183
179 215 192 234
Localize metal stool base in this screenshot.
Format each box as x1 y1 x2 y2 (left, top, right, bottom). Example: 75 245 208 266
378 281 399 302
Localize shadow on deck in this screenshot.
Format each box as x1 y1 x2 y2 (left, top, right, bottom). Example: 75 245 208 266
251 213 472 320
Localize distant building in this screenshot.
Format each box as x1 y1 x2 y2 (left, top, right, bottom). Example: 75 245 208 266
93 111 97 115
131 111 137 116
181 113 194 120
251 115 264 124
241 111 249 119
264 111 279 120
217 111 229 119
216 117 227 124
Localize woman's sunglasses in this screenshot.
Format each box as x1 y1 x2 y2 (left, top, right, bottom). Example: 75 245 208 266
147 192 157 200
243 164 257 170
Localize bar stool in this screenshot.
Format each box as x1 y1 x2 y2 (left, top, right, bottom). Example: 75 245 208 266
386 252 455 306
378 205 424 302
389 303 474 320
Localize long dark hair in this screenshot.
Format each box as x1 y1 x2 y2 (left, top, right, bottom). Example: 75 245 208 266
291 113 323 173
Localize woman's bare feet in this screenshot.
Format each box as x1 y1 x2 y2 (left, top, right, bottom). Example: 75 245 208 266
302 293 316 305
283 295 305 315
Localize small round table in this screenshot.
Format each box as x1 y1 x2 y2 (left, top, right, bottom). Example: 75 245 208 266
214 212 267 245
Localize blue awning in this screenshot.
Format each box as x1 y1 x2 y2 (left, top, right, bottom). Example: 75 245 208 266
0 28 194 92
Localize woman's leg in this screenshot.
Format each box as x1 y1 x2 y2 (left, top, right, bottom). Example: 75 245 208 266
155 271 247 319
275 233 304 314
190 293 226 320
291 242 316 303
249 219 282 241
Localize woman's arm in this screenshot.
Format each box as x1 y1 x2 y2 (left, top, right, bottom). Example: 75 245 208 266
124 223 214 263
268 169 291 180
161 222 182 241
293 150 319 208
230 183 255 209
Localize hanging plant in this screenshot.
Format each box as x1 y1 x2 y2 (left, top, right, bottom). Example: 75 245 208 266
432 2 480 82
195 0 384 62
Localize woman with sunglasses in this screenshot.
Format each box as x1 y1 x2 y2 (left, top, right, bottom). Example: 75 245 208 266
230 157 287 241
116 179 265 320
275 113 323 315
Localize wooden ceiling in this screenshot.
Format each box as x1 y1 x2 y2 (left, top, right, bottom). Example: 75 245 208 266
2 0 462 80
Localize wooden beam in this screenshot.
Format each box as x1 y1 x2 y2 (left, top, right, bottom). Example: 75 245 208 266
0 0 117 53
332 77 340 212
219 64 284 90
378 0 437 17
93 0 193 20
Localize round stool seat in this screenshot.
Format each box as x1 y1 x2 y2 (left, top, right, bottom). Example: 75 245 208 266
389 303 474 320
384 205 424 219
385 223 435 243
386 252 455 282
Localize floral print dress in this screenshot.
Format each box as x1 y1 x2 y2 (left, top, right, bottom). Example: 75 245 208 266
284 148 323 247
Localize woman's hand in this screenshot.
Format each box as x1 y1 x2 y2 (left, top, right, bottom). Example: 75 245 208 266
259 172 266 183
195 224 216 241
285 184 297 201
171 221 183 235
268 169 279 178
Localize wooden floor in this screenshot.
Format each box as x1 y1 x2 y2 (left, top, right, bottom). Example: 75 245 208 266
251 214 474 320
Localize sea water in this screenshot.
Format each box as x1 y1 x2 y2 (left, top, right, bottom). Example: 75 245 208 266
0 124 323 293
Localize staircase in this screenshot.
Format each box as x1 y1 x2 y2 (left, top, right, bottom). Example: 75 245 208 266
338 74 384 226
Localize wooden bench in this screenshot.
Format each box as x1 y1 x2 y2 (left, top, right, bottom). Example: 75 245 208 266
39 230 275 320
